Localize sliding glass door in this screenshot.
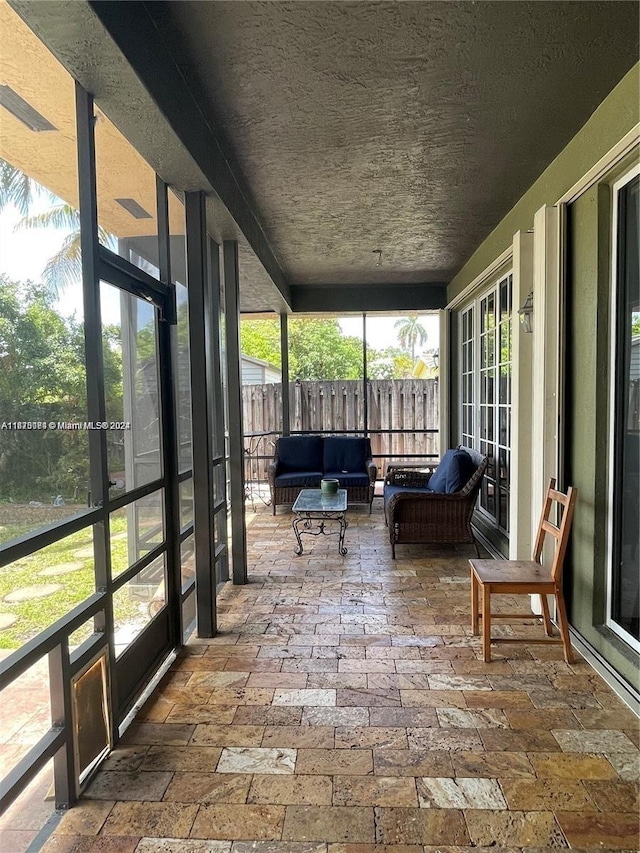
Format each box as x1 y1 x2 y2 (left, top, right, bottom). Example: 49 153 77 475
608 168 639 651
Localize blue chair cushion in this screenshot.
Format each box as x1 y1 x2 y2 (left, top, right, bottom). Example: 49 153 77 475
324 471 370 488
427 448 475 494
275 471 323 488
383 483 432 506
277 435 323 472
323 436 369 473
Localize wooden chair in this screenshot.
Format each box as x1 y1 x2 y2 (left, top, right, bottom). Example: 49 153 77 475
469 479 578 663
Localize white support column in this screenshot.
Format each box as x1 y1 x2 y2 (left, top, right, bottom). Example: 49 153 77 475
509 230 534 560
531 205 561 524
531 206 561 614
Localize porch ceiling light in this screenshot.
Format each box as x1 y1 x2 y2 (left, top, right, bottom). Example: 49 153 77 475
0 85 56 132
518 291 534 333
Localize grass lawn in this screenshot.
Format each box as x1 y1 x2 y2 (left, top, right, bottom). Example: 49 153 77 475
0 502 92 545
0 512 148 650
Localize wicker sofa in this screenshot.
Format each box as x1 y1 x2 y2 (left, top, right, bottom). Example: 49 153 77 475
268 435 377 514
383 446 487 558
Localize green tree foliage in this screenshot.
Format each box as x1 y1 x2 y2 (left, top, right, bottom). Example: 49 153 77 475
241 318 364 380
0 158 37 215
241 317 426 380
240 319 281 368
394 314 428 361
0 275 122 502
367 346 414 379
288 319 362 380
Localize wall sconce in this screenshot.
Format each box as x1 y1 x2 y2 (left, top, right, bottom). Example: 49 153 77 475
518 291 534 333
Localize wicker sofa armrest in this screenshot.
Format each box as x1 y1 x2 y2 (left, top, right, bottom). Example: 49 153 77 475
267 460 279 486
366 459 378 483
385 468 435 488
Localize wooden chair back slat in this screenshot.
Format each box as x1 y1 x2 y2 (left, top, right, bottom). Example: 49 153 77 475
532 478 578 583
541 519 561 538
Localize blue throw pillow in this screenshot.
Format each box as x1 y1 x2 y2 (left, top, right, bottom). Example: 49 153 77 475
428 448 474 494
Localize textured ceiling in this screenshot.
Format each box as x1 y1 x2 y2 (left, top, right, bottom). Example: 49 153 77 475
147 0 639 287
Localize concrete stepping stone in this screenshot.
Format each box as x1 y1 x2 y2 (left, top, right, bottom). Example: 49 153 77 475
4 584 62 603
39 562 85 577
0 613 17 630
72 546 94 559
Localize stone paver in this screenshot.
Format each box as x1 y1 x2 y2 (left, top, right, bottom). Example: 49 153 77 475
25 503 640 849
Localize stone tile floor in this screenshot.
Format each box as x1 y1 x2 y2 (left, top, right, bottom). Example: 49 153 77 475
41 502 640 851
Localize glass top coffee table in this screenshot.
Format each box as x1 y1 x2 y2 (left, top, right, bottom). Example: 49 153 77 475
291 489 348 556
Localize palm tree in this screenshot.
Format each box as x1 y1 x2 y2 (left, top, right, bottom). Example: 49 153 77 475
394 314 428 361
0 158 114 295
0 158 37 215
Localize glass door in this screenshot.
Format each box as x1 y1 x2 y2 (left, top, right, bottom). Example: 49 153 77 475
99 278 175 718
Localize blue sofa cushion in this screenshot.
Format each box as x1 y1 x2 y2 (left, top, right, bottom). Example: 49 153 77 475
428 448 474 494
275 471 323 488
324 471 370 488
277 435 323 473
323 436 369 473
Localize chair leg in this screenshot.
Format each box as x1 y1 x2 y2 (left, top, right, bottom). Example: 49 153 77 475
471 570 479 635
481 583 491 663
540 593 553 637
555 588 574 664
391 542 396 560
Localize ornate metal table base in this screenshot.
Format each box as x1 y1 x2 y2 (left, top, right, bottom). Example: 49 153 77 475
291 489 348 556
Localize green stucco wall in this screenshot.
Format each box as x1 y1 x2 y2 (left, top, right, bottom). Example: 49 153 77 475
448 64 640 301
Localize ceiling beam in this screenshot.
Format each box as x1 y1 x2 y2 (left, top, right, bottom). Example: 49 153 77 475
290 283 447 314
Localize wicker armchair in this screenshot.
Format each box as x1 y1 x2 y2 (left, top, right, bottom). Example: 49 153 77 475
384 447 487 558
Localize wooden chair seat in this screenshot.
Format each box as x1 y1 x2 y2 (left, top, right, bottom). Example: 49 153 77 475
469 478 578 663
470 560 554 587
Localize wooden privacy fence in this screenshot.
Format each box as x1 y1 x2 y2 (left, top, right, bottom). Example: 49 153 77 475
242 378 440 479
